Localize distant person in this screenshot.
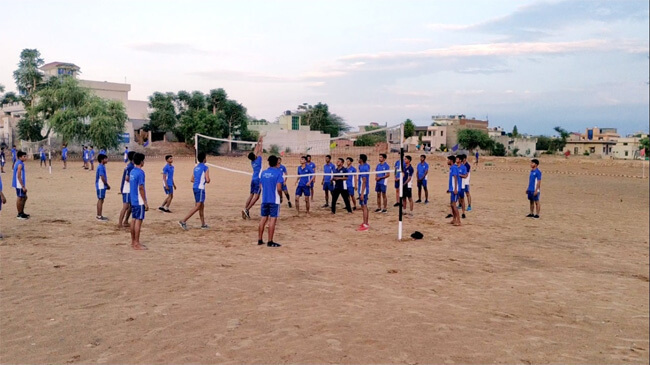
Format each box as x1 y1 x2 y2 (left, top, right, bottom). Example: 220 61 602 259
526 159 542 219
294 155 313 213
95 154 110 221
331 158 352 214
461 154 472 211
374 153 390 213
159 155 176 213
257 155 284 247
129 153 148 250
11 145 16 169
306 154 316 202
457 154 468 219
446 155 461 226
1 146 6 173
12 151 29 219
416 154 429 204
243 136 263 219
89 146 96 171
564 150 570 159
393 156 403 207
401 155 414 216
61 144 68 169
82 146 89 170
0 173 6 238
39 146 46 168
277 157 292 208
475 150 479 164
179 152 210 230
123 146 129 163
345 157 357 211
99 148 107 156
118 151 136 229
357 154 370 231
321 155 335 208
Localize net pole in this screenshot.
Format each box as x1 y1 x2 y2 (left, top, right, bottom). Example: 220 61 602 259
398 123 404 241
48 134 52 175
194 133 198 164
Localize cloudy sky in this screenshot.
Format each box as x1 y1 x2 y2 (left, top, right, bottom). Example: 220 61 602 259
1 0 648 135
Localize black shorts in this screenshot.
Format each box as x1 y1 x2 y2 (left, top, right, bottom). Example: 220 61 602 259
402 187 412 199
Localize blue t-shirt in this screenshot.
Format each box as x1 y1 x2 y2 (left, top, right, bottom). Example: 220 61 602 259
346 165 356 188
417 162 429 179
62 147 68 159
403 165 414 186
39 148 46 159
0 173 3 192
297 165 313 186
333 166 348 190
528 168 542 192
121 162 135 193
307 162 316 178
12 160 25 188
123 149 129 162
96 164 107 190
99 149 106 155
260 167 284 204
163 164 175 187
251 156 262 182
11 148 16 161
358 163 370 195
323 162 335 183
458 164 467 179
83 149 89 161
465 162 471 173
279 164 288 184
90 149 95 160
193 163 209 190
376 162 390 187
129 167 146 206
448 165 459 192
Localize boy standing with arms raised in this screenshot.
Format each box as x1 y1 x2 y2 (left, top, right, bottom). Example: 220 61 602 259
243 136 263 219
129 153 148 250
179 152 210 230
526 159 542 219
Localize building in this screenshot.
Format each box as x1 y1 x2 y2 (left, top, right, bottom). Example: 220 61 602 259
247 110 332 154
564 127 620 157
612 134 647 160
488 127 537 157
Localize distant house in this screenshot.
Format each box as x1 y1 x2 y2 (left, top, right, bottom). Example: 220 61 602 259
564 127 619 157
612 134 647 160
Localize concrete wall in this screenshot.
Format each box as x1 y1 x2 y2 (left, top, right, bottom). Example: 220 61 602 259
79 80 130 105
261 129 332 155
612 137 643 159
491 136 538 157
565 142 615 157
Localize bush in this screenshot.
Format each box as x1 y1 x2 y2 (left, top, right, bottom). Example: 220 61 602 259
583 150 589 156
512 147 520 156
491 142 506 156
269 144 280 155
285 147 291 153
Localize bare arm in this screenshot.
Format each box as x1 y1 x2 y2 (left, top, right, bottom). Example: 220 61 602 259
254 136 263 156
205 169 211 184
17 165 25 191
139 184 148 210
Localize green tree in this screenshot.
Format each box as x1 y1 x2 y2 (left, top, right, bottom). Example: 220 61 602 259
535 135 552 150
299 102 349 137
403 119 415 139
418 132 424 146
550 126 570 151
457 129 494 150
13 49 44 108
355 125 386 146
177 109 226 153
512 125 519 137
640 137 649 156
491 142 506 156
147 92 178 132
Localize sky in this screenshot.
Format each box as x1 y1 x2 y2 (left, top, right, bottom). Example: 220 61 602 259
1 0 648 136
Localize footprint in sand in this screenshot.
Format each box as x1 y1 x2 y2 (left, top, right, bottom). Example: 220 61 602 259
326 338 342 351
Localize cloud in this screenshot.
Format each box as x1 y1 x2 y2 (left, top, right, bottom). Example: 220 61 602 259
126 42 209 55
188 69 346 84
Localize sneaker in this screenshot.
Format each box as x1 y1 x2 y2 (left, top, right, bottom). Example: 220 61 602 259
467 205 472 211
17 214 28 220
461 213 466 219
356 224 369 232
533 215 540 219
258 240 265 245
96 216 108 222
158 207 166 212
526 214 534 218
201 224 209 230
381 209 388 213
353 207 357 211
445 214 453 219
23 213 30 218
242 209 250 219
415 199 422 203
424 200 429 204
164 208 172 213
321 204 329 208
457 205 462 209
178 221 188 230
374 208 382 213
393 202 400 207
287 201 292 208
267 241 282 247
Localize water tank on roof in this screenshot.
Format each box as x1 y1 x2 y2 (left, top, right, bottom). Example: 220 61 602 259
285 110 291 116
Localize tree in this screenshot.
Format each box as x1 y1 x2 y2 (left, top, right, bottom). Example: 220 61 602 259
512 125 519 138
1 91 19 105
176 109 226 153
640 137 649 156
457 129 494 150
491 142 506 156
299 102 349 137
418 132 424 146
535 135 552 150
147 92 178 133
355 125 386 146
13 49 44 108
551 126 570 151
403 119 415 139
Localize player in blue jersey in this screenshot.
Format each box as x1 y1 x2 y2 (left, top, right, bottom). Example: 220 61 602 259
243 136 264 219
461 154 472 211
179 152 211 230
374 153 390 213
258 155 284 247
89 146 96 171
401 156 415 216
393 156 403 207
0 173 6 238
129 153 148 250
456 154 468 219
306 154 316 202
446 155 461 226
277 157 292 207
294 156 314 213
357 154 370 231
331 158 352 214
61 144 68 169
526 159 542 219
99 148 106 156
82 146 89 170
118 151 136 229
345 157 357 211
123 146 129 163
39 146 46 168
0 146 5 173
159 155 176 213
12 151 29 219
321 155 335 208
416 155 429 204
95 154 110 221
11 145 17 170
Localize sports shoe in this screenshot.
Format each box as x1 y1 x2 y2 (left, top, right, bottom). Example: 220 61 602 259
526 214 534 218
381 209 388 213
321 204 329 208
461 213 466 219
258 240 265 245
424 200 429 204
353 207 357 211
457 204 462 209
267 241 282 247
17 214 28 220
287 201 292 208
96 216 108 222
415 199 422 203
164 208 172 213
356 224 369 232
158 207 166 212
201 224 209 230
467 205 472 211
445 214 453 219
533 215 540 219
374 208 382 213
178 221 188 230
242 209 250 219
393 202 400 207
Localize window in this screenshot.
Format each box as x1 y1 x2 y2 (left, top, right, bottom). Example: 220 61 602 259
291 116 299 130
441 131 444 136
590 147 595 153
625 151 629 156
623 143 628 146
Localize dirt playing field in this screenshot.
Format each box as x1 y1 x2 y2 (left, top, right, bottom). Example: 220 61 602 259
1 154 648 364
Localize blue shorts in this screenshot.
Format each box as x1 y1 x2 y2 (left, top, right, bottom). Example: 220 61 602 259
296 185 310 197
97 189 106 199
527 191 540 202
282 183 288 192
193 188 206 203
131 205 145 220
375 184 387 193
40 156 46 161
450 192 459 203
464 185 470 193
0 199 2 211
458 190 465 199
347 186 355 197
261 203 279 218
417 179 427 188
16 188 26 198
358 193 369 206
164 186 173 195
323 182 333 191
310 181 315 188
122 193 130 204
394 180 400 189
250 180 261 195
62 157 67 161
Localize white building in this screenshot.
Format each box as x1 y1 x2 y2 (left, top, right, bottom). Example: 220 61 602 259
248 111 332 154
612 134 647 160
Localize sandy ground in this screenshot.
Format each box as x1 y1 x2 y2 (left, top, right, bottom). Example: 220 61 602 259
0 154 648 364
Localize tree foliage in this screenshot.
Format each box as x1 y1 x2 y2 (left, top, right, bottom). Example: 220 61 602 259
640 137 649 155
298 102 349 137
512 125 519 137
457 129 494 150
355 125 386 147
551 126 570 151
491 142 506 156
147 92 177 132
13 49 44 107
403 119 415 139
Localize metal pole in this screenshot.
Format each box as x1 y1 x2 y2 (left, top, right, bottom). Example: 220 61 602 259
398 124 404 241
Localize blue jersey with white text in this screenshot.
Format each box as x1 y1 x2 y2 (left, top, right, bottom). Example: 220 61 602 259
129 167 146 206
260 167 284 204
528 168 542 192
358 163 370 195
96 164 107 190
251 156 262 182
163 164 175 187
193 163 209 190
